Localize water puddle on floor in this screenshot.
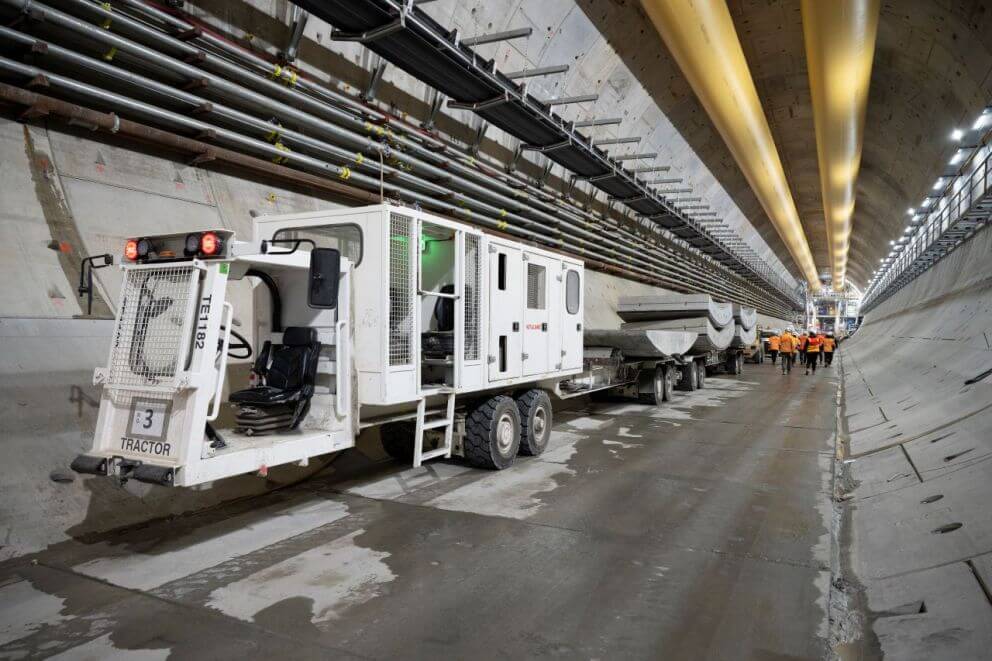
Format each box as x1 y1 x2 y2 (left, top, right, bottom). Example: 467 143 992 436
206 529 395 626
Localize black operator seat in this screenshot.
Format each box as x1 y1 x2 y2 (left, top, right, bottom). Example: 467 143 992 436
422 284 455 359
229 326 321 433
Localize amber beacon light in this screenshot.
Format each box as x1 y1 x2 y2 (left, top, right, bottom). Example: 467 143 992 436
802 0 880 291
639 0 821 291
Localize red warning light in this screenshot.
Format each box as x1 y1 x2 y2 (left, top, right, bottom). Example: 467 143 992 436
124 239 139 261
200 231 221 256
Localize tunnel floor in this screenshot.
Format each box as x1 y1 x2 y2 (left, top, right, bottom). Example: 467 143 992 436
0 362 841 660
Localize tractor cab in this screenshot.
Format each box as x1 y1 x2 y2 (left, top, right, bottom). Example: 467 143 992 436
72 228 356 487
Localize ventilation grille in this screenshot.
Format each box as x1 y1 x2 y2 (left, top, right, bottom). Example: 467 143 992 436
107 265 198 401
389 213 414 366
526 263 546 310
464 234 481 361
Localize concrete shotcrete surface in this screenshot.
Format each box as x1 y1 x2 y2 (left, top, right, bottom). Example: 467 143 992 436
0 366 839 660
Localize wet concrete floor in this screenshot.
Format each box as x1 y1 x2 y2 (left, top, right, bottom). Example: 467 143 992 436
0 362 839 660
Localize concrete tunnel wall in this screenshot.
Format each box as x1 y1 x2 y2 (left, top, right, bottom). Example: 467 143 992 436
839 222 992 657
0 114 790 561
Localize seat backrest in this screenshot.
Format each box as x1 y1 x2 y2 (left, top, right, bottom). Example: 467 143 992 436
265 326 320 392
433 284 455 331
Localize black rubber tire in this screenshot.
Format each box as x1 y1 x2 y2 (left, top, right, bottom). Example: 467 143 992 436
380 421 415 463
516 389 552 456
662 366 674 402
736 354 744 374
677 362 698 391
696 362 706 388
464 395 520 470
638 365 666 406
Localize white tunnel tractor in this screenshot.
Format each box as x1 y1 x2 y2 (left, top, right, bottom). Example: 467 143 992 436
71 205 585 487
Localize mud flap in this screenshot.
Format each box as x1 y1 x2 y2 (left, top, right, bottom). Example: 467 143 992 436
70 454 109 476
131 463 175 486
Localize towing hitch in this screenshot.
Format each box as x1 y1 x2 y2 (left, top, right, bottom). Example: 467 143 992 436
70 455 174 486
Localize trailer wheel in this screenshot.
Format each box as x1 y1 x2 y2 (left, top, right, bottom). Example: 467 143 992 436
380 421 415 463
726 353 737 373
516 389 552 456
638 365 667 406
736 353 744 374
464 395 521 469
677 363 698 391
696 361 707 388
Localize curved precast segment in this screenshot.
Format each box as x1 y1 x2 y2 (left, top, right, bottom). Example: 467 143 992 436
732 324 758 348
639 0 820 290
733 304 758 331
802 0 880 291
583 329 698 358
617 294 734 329
622 317 736 352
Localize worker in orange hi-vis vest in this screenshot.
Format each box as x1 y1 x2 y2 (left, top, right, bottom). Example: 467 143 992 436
822 334 836 366
805 332 821 375
778 328 797 375
767 333 780 365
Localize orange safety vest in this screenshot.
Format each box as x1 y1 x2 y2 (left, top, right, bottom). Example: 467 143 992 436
768 335 780 351
798 335 808 350
807 337 821 352
823 338 835 352
779 333 796 353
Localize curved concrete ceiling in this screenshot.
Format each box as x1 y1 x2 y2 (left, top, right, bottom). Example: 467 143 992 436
577 0 992 290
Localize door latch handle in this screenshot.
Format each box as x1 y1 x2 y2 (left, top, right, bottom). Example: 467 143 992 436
541 322 548 332
512 322 520 332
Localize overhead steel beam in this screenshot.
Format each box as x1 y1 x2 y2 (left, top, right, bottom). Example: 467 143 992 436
574 117 622 127
613 152 658 161
594 137 642 146
459 27 532 47
505 64 569 79
546 93 599 105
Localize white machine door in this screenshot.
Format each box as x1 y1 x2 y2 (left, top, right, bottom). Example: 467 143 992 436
560 266 583 370
488 243 523 381
522 252 557 376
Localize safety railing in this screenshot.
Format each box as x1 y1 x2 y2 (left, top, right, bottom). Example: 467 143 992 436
863 141 992 311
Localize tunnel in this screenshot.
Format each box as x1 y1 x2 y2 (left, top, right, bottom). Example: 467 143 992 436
0 0 990 658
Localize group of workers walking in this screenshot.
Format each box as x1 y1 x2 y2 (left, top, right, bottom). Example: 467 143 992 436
765 329 835 375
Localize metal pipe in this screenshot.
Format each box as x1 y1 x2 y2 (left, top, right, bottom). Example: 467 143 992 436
574 117 622 127
801 0 880 290
505 65 569 79
614 152 658 161
594 137 641 146
104 0 798 308
640 0 820 291
3 0 797 314
460 27 532 47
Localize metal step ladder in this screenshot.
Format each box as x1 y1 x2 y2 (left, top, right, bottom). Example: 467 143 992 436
413 390 456 467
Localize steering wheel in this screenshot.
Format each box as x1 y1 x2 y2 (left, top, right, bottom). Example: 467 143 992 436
219 327 253 360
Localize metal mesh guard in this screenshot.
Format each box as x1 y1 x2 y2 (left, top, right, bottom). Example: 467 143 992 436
106 265 198 400
465 234 480 361
389 213 413 366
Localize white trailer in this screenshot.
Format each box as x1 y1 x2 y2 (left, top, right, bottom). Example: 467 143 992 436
71 205 584 487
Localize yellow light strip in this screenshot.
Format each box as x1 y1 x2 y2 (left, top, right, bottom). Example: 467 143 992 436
802 0 880 291
639 0 820 291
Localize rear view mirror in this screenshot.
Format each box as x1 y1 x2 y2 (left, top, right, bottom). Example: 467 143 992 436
308 248 340 309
